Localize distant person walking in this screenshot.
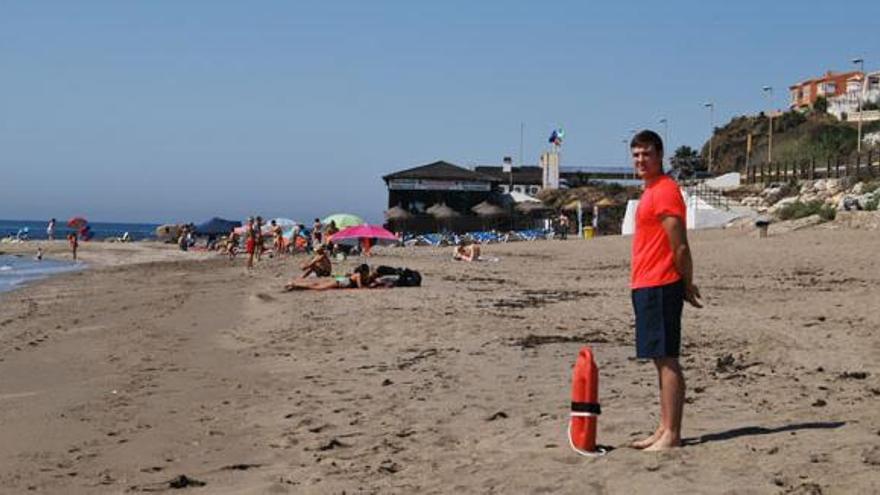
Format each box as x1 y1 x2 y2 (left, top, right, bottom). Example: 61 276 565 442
46 218 56 241
227 227 239 260
254 216 265 262
67 233 78 261
178 225 189 251
245 217 256 269
628 130 701 451
312 218 323 246
325 220 339 252
270 220 284 255
559 213 570 240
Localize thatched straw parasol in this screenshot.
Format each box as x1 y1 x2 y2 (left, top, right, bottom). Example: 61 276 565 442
595 197 617 207
427 203 460 232
427 203 460 219
384 206 413 221
515 201 551 214
561 200 582 211
471 201 506 217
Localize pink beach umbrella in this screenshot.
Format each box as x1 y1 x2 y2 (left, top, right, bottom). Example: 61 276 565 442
330 224 399 246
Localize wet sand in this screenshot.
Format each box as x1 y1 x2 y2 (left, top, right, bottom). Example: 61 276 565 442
0 229 878 494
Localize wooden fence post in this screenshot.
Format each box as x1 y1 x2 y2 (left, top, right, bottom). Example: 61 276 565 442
809 157 815 180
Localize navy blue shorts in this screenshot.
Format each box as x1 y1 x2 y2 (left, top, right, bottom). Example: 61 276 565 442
631 280 684 359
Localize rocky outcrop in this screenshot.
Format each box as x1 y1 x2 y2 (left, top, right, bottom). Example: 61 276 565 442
736 178 878 216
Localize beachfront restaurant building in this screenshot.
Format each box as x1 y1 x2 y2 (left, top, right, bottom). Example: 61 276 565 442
383 161 506 233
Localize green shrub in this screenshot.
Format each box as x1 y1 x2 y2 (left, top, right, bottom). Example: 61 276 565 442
865 195 879 211
862 181 880 194
776 200 836 221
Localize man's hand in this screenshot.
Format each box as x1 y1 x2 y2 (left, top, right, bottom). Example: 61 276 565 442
685 283 702 308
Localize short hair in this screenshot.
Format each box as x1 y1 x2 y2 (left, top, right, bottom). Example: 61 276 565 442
630 130 664 156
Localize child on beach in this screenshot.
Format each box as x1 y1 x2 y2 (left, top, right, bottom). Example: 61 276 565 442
35 246 43 261
67 233 78 261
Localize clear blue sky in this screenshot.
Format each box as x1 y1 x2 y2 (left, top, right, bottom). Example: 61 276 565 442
2 1 878 223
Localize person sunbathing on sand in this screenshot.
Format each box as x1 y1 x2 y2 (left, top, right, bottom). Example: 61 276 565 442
453 242 481 262
300 246 332 278
285 264 381 291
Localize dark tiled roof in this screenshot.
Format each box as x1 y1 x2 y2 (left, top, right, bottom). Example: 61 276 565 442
474 165 543 185
383 161 498 182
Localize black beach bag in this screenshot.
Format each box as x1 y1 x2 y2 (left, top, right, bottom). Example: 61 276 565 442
376 266 422 287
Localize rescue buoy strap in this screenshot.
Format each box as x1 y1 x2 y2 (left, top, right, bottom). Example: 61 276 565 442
571 401 601 415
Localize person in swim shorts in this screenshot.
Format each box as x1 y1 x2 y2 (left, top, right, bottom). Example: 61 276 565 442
628 130 702 451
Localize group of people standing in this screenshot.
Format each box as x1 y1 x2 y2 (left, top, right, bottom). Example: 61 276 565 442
227 216 346 270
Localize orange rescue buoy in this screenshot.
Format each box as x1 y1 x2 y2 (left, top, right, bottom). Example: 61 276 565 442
568 346 605 456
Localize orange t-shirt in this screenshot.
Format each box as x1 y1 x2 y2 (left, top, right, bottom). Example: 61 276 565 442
631 175 686 289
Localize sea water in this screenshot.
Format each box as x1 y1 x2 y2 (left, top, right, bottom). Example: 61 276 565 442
0 219 159 241
0 254 83 293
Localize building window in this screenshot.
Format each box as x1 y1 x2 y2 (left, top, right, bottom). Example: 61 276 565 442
529 186 539 195
514 186 523 193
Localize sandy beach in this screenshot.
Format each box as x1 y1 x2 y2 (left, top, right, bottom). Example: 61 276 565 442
1 227 878 494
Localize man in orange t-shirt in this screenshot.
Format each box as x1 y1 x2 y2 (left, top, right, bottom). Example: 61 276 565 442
628 130 702 451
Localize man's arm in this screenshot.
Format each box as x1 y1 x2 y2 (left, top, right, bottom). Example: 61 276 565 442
661 215 702 308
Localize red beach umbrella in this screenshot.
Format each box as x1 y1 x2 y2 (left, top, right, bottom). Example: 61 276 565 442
67 216 88 229
330 224 399 246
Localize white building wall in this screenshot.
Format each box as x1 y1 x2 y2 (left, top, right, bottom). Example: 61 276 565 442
828 71 880 119
622 189 747 235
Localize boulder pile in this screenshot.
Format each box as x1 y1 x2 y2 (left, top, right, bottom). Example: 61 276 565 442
738 178 879 216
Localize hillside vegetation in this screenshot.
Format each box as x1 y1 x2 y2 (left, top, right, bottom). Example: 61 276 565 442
701 108 880 174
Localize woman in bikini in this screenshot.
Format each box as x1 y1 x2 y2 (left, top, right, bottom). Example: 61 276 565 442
284 264 378 291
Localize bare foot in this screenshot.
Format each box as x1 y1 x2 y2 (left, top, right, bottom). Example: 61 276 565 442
643 431 681 451
630 427 664 449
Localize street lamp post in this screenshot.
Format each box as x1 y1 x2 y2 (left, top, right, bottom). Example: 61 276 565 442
628 130 638 179
704 102 715 171
762 86 774 163
659 118 669 168
853 58 865 153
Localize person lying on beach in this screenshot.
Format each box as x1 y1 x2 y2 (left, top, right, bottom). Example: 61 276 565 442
453 242 481 262
300 246 332 278
284 264 384 291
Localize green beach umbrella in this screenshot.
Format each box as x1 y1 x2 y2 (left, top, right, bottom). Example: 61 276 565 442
322 213 365 229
